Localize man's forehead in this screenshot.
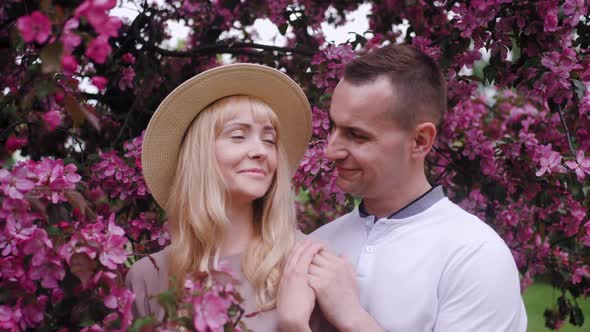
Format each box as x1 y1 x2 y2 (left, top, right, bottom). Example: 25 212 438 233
330 78 395 124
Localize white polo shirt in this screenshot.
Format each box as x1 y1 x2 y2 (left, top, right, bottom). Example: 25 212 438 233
311 188 527 332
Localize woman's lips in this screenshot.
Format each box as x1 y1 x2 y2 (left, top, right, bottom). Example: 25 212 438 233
239 168 267 176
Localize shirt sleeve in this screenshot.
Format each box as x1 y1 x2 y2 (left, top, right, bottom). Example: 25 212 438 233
434 240 527 332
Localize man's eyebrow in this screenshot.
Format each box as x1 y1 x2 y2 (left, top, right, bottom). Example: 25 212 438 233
332 122 370 134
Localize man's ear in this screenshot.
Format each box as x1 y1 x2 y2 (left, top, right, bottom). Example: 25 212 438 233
411 122 437 159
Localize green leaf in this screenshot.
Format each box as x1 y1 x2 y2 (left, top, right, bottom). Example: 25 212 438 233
569 304 585 326
70 253 96 285
278 23 288 35
33 79 56 98
572 79 586 102
46 225 61 236
40 42 63 74
157 290 178 318
128 317 157 332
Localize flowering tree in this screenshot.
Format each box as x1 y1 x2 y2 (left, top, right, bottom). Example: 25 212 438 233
1 0 589 330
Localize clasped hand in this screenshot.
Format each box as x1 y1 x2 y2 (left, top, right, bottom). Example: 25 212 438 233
277 239 362 332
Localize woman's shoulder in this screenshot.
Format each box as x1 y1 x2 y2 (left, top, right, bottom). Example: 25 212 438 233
125 247 171 289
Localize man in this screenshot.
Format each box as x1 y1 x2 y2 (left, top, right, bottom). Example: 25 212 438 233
277 44 527 331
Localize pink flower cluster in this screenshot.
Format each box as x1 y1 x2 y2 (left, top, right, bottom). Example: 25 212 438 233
16 11 52 44
180 270 246 332
311 44 355 93
0 158 134 330
90 134 148 201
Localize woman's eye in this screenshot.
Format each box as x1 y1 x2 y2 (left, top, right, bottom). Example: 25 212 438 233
264 139 276 145
231 135 245 140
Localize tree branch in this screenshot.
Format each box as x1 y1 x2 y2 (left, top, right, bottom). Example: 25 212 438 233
140 39 315 57
555 104 576 155
128 9 315 58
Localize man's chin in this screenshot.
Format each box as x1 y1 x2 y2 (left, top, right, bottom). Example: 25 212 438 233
335 177 361 195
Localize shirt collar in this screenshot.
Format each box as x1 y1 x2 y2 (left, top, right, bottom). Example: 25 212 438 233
358 185 445 220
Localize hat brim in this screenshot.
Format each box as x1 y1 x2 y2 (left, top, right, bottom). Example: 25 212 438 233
141 63 312 208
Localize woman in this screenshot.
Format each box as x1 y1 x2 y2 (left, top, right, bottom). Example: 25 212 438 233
125 64 312 330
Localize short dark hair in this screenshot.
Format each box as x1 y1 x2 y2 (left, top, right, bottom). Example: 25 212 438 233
344 44 447 130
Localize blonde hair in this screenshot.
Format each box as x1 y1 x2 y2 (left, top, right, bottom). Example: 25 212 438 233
167 95 297 310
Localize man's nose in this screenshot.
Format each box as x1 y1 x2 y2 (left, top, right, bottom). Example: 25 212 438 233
325 130 347 161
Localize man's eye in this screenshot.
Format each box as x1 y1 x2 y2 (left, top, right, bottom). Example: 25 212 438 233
349 131 366 140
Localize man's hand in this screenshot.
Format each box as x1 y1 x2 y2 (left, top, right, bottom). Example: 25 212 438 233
276 239 323 332
308 249 383 332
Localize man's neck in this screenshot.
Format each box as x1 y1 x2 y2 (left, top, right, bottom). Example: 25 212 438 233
362 177 432 219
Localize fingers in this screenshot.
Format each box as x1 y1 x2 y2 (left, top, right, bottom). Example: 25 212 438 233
285 239 324 274
296 241 324 273
285 239 309 273
311 250 331 267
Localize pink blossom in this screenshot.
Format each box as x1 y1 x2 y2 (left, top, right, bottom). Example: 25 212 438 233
412 36 442 61
0 198 38 226
5 218 36 241
17 11 52 44
572 266 590 284
5 136 27 153
42 110 62 132
85 35 112 64
80 324 106 332
563 0 587 27
312 107 330 137
91 148 148 200
75 0 120 37
121 53 136 64
61 55 78 76
565 150 590 180
583 221 590 247
123 132 144 168
268 0 290 26
99 215 128 270
35 158 81 203
94 16 122 38
23 228 53 266
22 295 47 328
0 168 35 200
61 18 82 53
542 7 558 32
118 67 135 91
0 305 23 330
91 76 108 90
535 151 566 176
28 256 65 289
193 291 232 332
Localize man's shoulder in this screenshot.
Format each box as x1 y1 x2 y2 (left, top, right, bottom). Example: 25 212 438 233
433 198 504 242
309 210 362 242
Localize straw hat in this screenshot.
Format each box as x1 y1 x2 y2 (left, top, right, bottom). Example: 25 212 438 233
141 63 312 208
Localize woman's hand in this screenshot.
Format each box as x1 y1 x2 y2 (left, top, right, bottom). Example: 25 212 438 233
276 239 323 332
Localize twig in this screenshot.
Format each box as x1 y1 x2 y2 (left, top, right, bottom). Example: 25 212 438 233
556 105 576 155
129 10 315 57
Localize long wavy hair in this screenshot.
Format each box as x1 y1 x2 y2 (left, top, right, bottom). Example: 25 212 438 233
167 95 297 310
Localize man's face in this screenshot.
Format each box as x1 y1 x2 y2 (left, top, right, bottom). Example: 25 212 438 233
326 76 414 200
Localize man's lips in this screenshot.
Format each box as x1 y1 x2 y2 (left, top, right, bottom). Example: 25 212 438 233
336 167 360 175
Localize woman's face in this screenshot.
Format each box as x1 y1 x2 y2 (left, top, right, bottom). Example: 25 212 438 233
215 110 278 204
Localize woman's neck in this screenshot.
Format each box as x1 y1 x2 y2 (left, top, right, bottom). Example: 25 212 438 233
219 200 256 257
